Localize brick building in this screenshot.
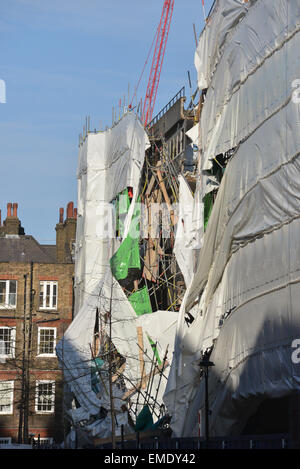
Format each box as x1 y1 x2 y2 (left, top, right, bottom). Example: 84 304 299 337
0 202 76 446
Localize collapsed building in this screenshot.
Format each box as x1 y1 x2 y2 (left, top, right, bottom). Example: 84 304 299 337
55 89 197 446
56 0 300 446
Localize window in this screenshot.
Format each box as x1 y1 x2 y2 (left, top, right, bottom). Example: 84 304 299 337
0 438 12 444
33 437 53 446
0 327 16 358
39 281 57 310
37 327 56 356
35 381 55 413
0 280 17 309
0 381 14 414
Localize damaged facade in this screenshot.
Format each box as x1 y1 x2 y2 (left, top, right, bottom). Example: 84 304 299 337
53 0 300 448
56 89 198 446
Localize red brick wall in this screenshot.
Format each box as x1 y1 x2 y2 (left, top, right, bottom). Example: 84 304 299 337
0 261 74 444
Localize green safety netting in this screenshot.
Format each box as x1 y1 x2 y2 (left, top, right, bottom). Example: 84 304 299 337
128 286 152 316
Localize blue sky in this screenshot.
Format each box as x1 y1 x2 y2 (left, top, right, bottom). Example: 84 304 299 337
0 0 214 243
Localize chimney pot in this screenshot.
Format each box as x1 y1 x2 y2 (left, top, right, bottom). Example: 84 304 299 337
7 203 12 218
13 203 18 217
0 209 1 226
74 208 77 219
67 202 74 219
59 208 64 223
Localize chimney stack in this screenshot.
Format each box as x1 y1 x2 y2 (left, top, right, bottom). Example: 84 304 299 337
1 202 24 236
7 203 12 218
56 201 77 262
67 201 74 219
59 207 64 223
13 203 18 218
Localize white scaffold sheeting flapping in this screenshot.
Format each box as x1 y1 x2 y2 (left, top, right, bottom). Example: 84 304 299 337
164 0 300 438
56 112 178 442
56 113 149 429
74 112 148 314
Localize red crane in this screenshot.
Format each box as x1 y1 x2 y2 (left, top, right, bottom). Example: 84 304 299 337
141 0 175 126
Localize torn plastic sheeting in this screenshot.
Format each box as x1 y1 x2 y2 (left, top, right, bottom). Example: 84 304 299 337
186 121 220 196
110 235 141 281
57 113 149 428
74 112 149 316
56 294 103 419
137 310 178 413
128 286 152 316
110 196 141 281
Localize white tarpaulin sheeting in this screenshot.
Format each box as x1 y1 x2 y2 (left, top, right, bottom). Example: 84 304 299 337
194 0 255 90
164 0 300 438
173 175 194 287
56 112 178 441
56 113 149 428
197 0 300 170
74 112 147 314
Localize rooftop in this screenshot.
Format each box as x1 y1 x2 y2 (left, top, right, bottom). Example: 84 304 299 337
0 235 57 264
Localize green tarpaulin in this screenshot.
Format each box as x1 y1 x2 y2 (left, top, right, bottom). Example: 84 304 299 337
128 286 152 316
110 235 140 280
110 192 153 317
110 195 141 280
134 405 153 432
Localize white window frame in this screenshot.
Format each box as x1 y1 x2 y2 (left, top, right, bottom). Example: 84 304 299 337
0 381 14 415
37 327 56 357
0 280 17 309
39 281 58 310
0 437 12 444
0 326 16 359
35 380 55 414
33 437 53 445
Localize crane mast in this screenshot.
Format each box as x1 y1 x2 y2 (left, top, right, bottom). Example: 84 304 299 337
142 0 175 126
